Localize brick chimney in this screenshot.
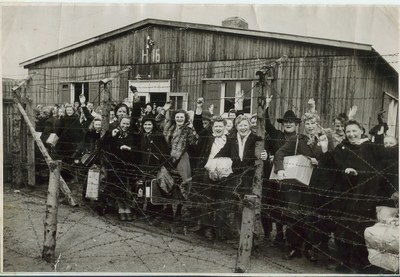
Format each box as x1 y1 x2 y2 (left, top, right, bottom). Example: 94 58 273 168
222 17 249 29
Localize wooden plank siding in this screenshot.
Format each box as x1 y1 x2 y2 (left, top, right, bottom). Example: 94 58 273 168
27 26 362 69
23 24 397 134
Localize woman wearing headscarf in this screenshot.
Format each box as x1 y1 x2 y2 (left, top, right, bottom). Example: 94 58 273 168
273 112 333 262
329 120 397 273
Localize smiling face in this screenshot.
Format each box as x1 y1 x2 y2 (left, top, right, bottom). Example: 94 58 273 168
212 121 226 137
58 109 65 117
65 107 74 116
304 119 317 136
116 107 128 119
119 118 131 132
345 124 363 144
143 121 154 133
225 120 233 132
237 120 250 137
175 112 186 127
282 120 296 133
334 119 345 135
93 120 102 132
250 117 258 133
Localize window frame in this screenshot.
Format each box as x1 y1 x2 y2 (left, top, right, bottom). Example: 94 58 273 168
168 92 188 110
128 79 171 106
217 79 255 117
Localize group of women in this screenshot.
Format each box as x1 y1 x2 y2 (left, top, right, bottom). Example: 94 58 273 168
262 96 398 273
34 91 398 273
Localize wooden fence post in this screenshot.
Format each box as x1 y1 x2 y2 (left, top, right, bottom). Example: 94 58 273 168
25 85 36 187
100 81 111 136
42 160 61 263
252 56 288 246
234 195 257 273
11 98 23 187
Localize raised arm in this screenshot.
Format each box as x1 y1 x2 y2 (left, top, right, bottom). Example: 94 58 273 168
193 97 204 135
264 95 281 138
78 94 93 122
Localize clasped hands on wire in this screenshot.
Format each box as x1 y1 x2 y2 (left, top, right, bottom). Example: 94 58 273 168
345 168 358 176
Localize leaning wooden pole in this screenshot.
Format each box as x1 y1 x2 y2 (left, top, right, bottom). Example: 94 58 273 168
234 195 257 273
12 91 77 206
42 160 61 263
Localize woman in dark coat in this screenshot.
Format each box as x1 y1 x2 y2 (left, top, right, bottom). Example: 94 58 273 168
102 115 141 221
215 115 268 238
140 116 171 173
188 98 214 233
330 120 397 273
35 107 51 183
191 116 233 240
139 116 171 221
74 118 104 199
273 112 332 262
55 104 84 182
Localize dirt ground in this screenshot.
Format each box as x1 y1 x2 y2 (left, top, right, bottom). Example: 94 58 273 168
3 182 340 274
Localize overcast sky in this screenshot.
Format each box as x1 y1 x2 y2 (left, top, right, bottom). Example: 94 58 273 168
2 4 399 78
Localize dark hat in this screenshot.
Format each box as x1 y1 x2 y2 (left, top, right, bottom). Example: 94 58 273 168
202 110 212 121
142 115 156 125
277 110 301 123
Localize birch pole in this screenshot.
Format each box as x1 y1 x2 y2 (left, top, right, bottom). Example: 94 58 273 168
252 56 287 243
235 56 287 273
42 160 61 262
234 195 257 273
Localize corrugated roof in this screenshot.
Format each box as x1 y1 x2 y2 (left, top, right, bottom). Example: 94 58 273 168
21 18 374 67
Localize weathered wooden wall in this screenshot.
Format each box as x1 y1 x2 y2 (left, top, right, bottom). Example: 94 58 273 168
28 25 361 68
25 24 398 133
27 58 397 132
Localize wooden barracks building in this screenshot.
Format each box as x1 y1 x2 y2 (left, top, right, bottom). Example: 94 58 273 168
20 17 398 134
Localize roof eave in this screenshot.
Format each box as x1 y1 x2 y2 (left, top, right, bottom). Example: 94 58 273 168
20 18 373 68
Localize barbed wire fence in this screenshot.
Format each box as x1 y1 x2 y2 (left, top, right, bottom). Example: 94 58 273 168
3 54 399 273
